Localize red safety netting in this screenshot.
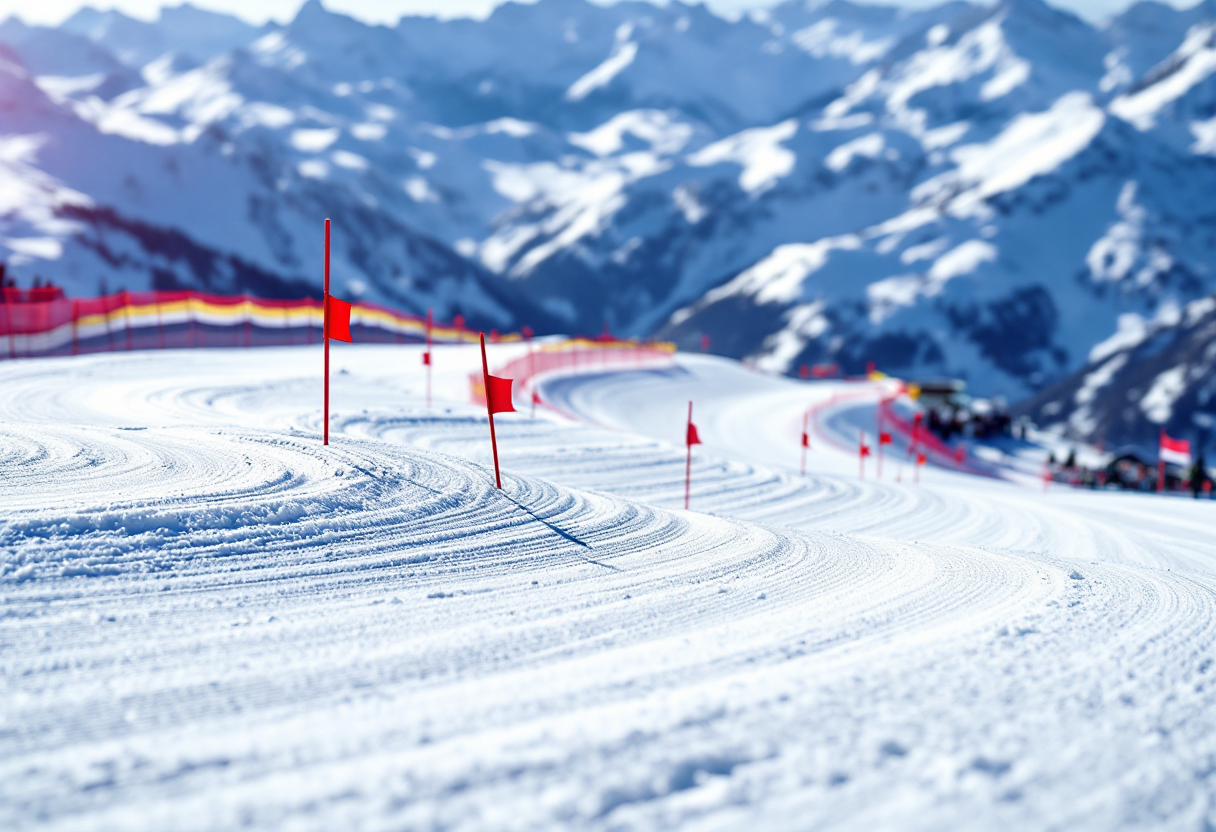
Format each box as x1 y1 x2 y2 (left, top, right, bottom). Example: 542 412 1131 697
470 337 677 410
0 290 472 359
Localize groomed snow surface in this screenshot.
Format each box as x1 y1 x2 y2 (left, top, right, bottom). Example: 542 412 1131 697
3 345 1215 831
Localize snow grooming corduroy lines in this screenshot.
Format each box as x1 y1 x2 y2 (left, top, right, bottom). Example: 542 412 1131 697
320 219 518 488
318 221 684 494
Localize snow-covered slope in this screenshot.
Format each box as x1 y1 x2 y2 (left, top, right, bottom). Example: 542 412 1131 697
3 345 1216 830
1 0 1215 421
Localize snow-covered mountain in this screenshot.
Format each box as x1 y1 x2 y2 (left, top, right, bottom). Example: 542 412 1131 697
1017 289 1216 452
1 0 1215 443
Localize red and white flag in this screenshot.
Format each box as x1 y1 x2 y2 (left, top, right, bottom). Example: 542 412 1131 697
1160 431 1191 466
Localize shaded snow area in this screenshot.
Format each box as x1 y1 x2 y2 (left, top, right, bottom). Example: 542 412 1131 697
3 346 1216 831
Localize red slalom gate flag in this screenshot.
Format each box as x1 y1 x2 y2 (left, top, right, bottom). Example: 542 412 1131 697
876 429 891 481
800 411 811 476
423 307 434 409
326 296 353 343
685 401 700 510
954 446 966 464
486 374 516 415
479 332 515 489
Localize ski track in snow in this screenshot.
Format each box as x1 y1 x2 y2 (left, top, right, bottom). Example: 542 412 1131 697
2 346 1215 831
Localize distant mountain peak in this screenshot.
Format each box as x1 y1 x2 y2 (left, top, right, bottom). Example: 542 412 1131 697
293 0 333 23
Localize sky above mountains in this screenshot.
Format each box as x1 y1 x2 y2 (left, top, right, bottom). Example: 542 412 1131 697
0 0 1208 27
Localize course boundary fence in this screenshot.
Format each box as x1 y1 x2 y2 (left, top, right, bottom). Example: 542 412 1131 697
0 290 489 359
470 337 677 408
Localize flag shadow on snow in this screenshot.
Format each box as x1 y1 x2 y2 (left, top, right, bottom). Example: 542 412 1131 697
498 491 622 572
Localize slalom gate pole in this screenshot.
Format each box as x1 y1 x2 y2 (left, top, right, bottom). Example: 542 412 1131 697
425 307 433 410
859 430 865 479
801 411 808 476
70 300 78 356
481 332 503 489
685 400 693 510
323 218 331 446
876 405 884 481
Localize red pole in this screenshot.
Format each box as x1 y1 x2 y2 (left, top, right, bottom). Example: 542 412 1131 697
876 402 884 481
859 430 865 479
323 219 331 446
425 307 433 410
801 410 809 475
71 299 79 356
685 400 694 510
1157 428 1165 494
480 332 503 489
